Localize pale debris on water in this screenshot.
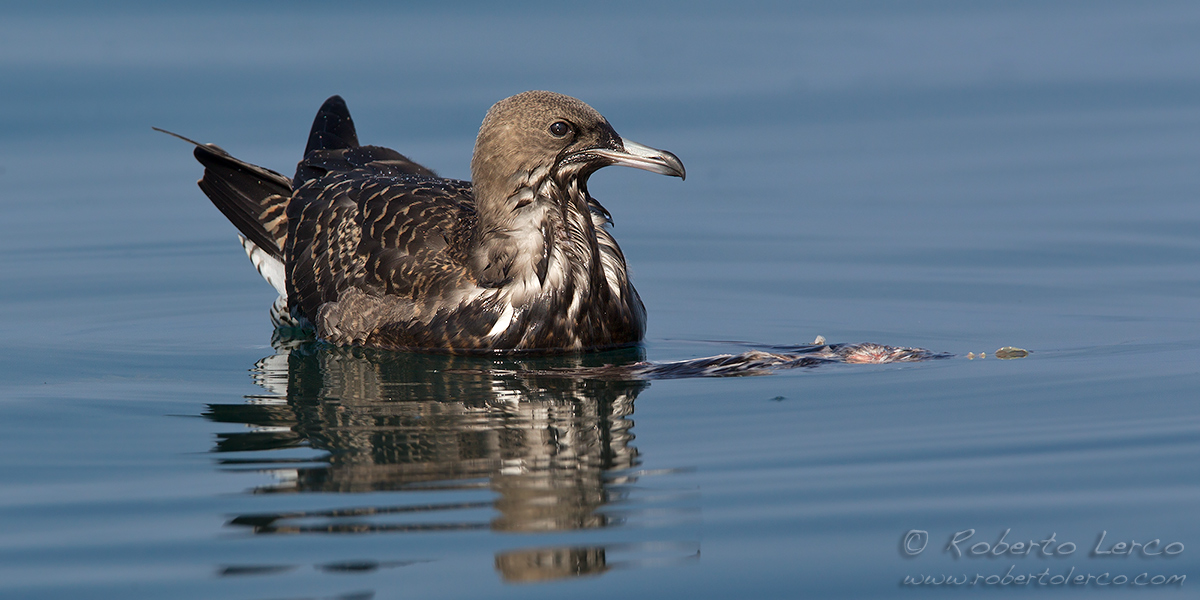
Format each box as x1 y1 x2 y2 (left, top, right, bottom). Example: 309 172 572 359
995 346 1029 359
968 347 1029 360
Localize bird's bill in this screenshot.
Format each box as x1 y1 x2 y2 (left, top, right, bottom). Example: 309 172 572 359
588 139 686 180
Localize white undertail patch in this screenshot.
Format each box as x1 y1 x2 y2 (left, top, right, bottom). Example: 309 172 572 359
239 235 287 298
240 236 308 329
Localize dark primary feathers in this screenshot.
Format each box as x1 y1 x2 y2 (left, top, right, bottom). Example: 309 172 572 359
186 92 685 353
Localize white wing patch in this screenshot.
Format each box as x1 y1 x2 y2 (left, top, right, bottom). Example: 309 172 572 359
487 302 515 337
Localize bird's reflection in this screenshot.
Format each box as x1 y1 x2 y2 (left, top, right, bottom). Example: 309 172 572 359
203 337 931 583
204 341 694 582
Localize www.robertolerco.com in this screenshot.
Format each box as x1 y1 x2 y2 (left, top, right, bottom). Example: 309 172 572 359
900 529 1185 588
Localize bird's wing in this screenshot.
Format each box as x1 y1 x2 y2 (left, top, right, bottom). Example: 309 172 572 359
284 170 478 325
294 95 437 186
294 145 438 187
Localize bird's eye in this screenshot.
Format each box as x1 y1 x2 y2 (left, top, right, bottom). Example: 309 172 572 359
549 121 571 137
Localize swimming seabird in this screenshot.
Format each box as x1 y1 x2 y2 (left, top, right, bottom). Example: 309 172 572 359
175 92 685 352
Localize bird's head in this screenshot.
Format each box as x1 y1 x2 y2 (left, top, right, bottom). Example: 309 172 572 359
471 91 684 209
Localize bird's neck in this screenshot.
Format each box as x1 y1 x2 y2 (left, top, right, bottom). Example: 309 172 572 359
470 176 603 304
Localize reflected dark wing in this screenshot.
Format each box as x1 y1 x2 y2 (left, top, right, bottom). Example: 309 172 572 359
284 170 478 323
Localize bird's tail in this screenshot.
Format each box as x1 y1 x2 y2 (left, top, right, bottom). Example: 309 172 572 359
193 145 292 262
155 127 292 262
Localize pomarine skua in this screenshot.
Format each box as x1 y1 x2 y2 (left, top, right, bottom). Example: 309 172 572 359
170 92 685 353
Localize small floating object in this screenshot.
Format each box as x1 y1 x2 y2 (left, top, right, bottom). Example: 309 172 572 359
995 346 1029 359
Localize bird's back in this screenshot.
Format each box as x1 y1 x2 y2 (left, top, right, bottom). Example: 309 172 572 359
284 166 486 348
281 97 501 348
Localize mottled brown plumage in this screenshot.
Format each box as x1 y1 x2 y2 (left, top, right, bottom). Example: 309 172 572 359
184 92 685 353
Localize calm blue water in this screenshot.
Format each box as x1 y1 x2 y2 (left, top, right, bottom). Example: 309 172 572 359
2 2 1198 598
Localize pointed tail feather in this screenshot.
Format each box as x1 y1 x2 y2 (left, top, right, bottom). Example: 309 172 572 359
192 144 291 261
155 127 292 261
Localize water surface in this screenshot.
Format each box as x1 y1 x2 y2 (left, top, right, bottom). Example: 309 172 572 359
1 2 1198 598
